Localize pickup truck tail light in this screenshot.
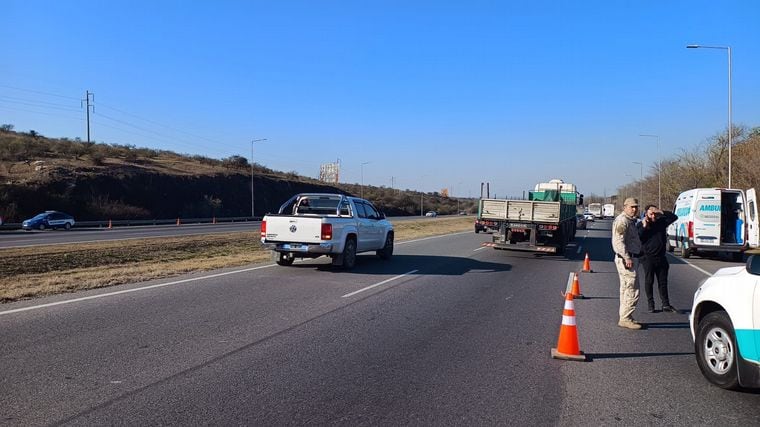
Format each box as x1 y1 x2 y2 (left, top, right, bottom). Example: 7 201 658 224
260 220 266 239
321 223 333 240
687 221 693 239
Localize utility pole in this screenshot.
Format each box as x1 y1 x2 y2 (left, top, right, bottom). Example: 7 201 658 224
81 91 94 143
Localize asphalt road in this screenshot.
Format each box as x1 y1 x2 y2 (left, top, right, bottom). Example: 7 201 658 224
1 221 757 425
0 216 439 249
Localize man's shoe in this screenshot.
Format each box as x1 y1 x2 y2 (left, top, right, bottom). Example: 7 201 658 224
647 305 655 313
618 319 642 330
662 305 677 313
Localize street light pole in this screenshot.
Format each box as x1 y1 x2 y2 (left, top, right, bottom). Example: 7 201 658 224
687 44 732 188
639 134 661 207
632 161 643 203
250 138 267 218
360 162 370 199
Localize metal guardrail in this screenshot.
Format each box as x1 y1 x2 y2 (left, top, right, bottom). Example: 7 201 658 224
0 216 261 231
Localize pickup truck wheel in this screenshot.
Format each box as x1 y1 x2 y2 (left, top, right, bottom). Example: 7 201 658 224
342 238 357 270
275 252 295 266
377 233 394 260
695 311 739 389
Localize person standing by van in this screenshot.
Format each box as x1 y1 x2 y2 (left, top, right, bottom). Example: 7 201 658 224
638 205 679 313
612 198 643 330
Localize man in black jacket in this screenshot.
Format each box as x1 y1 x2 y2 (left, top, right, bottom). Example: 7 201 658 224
637 204 679 312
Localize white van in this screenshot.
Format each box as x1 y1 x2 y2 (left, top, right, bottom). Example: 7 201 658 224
602 203 615 219
666 188 758 259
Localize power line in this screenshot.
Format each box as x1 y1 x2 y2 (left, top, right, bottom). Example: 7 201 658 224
0 84 80 100
0 95 80 111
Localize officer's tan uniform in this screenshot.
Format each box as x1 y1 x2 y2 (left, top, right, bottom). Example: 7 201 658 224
612 202 642 326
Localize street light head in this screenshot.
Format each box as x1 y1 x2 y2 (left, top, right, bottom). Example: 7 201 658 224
686 44 700 49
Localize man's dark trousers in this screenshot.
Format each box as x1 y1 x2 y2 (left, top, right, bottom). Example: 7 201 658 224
641 254 670 308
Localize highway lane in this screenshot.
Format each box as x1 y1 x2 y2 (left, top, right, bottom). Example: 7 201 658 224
1 228 757 425
0 216 441 249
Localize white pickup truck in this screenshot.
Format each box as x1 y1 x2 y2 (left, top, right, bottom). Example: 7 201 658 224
260 193 394 269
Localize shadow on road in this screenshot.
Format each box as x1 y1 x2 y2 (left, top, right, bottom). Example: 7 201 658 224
643 322 690 329
587 351 693 361
289 254 513 276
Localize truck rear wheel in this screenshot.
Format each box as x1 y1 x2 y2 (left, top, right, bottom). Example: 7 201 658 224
275 252 295 266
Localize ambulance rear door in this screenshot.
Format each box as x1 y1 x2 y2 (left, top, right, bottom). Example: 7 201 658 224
748 188 759 248
693 189 722 247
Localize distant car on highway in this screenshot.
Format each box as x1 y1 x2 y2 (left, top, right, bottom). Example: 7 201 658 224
583 212 595 222
425 211 437 217
690 255 760 390
21 211 75 231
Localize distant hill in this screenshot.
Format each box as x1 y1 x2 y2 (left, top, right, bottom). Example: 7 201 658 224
0 128 475 222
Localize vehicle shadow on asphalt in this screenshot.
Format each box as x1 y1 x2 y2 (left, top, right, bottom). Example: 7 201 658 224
641 322 690 329
586 351 693 361
291 254 513 276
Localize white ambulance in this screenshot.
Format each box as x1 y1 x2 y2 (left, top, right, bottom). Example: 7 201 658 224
666 188 758 259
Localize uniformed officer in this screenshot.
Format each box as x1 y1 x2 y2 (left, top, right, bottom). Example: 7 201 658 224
612 198 643 329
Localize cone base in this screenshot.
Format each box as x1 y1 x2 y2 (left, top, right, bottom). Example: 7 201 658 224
551 348 587 361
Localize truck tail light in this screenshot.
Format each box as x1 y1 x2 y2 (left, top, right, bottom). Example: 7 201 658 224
687 221 694 239
321 223 333 240
260 220 266 239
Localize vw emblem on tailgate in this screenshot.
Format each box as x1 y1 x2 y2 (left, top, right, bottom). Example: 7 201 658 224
290 225 297 233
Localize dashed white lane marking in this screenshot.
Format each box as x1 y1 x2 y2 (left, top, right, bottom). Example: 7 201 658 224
566 272 575 292
473 246 488 252
576 245 583 254
396 231 470 246
0 264 277 316
342 270 419 298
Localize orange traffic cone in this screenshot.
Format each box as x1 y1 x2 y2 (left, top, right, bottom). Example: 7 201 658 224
570 272 585 299
176 218 181 226
107 219 112 229
582 252 593 273
551 292 586 361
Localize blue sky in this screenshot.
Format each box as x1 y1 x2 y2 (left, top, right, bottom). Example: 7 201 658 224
2 1 759 198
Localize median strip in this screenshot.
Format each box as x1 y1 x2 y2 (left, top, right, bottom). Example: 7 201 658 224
341 270 419 298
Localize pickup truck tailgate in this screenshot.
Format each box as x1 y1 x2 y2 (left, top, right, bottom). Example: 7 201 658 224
264 216 324 243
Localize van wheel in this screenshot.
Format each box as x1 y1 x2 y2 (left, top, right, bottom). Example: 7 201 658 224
695 311 739 389
342 238 357 270
275 252 295 266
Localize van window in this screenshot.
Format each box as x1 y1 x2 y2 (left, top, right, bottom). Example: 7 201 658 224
750 201 756 222
355 203 368 219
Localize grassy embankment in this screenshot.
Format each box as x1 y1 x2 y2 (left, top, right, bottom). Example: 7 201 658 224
0 217 473 303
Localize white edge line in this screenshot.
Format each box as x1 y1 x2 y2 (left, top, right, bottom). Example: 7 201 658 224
667 253 711 276
1 231 467 315
0 264 277 316
342 270 419 298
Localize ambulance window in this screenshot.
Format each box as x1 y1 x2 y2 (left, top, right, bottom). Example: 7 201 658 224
751 201 756 222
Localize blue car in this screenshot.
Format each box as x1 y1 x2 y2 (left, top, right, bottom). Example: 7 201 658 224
22 211 75 231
